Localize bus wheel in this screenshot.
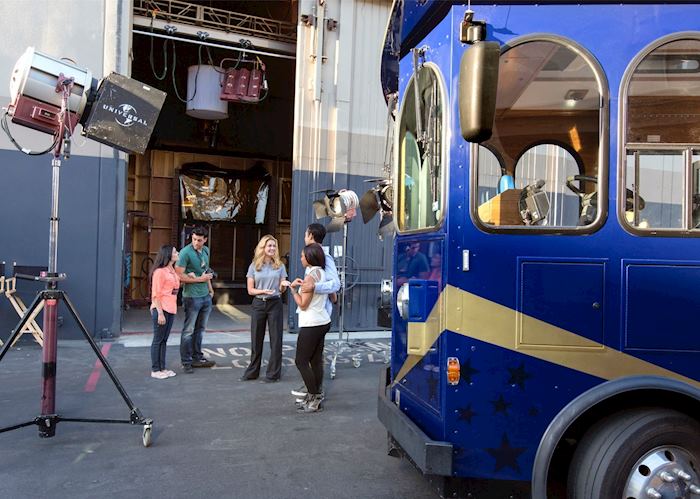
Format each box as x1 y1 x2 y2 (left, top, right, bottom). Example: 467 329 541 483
567 408 700 499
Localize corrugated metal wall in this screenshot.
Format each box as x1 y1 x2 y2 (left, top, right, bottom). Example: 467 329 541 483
290 0 393 331
0 0 129 339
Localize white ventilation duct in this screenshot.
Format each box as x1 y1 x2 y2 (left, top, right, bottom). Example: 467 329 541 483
185 65 228 120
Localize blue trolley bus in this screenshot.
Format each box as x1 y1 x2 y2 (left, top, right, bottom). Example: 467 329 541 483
377 2 700 497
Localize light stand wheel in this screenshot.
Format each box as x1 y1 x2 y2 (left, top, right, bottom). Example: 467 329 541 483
142 424 153 447
330 352 338 379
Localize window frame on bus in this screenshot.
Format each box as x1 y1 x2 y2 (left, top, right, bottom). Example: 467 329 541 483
618 32 700 237
470 34 610 235
394 61 450 235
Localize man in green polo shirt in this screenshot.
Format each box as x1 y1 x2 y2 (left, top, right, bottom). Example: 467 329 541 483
176 226 215 373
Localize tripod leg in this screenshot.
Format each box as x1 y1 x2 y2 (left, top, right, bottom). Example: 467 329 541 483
39 298 58 437
61 292 142 416
0 293 44 363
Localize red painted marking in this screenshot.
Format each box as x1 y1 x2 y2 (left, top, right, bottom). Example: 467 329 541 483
84 344 111 392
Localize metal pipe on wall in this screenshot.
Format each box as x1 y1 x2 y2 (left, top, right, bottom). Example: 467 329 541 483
131 30 297 60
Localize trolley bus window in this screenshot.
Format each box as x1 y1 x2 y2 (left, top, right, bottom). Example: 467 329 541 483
477 146 503 205
397 63 445 232
515 144 581 226
624 151 684 229
475 39 605 230
694 155 700 228
623 38 700 233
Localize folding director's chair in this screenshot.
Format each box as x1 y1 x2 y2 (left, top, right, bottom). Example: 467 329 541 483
1 263 45 347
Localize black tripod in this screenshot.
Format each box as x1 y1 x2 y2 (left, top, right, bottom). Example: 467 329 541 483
0 75 153 446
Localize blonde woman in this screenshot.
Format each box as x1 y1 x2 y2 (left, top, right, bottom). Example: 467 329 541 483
240 235 290 383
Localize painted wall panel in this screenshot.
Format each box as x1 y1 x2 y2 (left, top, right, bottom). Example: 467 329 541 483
0 1 127 339
291 0 393 331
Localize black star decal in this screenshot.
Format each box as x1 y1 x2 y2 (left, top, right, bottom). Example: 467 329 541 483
486 433 526 473
528 406 539 417
427 374 438 402
491 394 511 414
460 358 479 384
457 404 476 424
507 362 532 390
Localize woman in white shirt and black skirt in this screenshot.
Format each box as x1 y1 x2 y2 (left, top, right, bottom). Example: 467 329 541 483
290 243 331 413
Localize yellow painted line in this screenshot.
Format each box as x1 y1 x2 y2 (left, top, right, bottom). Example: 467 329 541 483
393 285 700 388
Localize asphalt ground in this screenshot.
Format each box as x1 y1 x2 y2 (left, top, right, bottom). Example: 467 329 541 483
0 336 439 499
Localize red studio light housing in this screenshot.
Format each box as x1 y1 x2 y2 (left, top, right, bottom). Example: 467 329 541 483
7 47 166 155
8 47 92 135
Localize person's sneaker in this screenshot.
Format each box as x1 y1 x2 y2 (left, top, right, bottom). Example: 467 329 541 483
192 359 216 368
260 377 279 383
303 394 323 413
151 371 168 380
238 376 257 382
290 385 307 397
182 364 194 374
296 390 324 404
162 370 176 378
296 393 312 409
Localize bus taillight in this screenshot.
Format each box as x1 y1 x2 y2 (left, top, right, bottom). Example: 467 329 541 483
447 357 460 385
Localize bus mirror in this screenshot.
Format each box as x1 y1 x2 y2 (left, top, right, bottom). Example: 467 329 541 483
459 41 500 143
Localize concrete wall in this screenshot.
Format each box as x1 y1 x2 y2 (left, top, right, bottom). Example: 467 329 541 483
290 0 393 331
0 0 130 340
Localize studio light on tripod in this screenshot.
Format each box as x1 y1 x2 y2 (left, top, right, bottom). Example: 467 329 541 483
0 47 161 445
7 47 166 155
311 189 359 233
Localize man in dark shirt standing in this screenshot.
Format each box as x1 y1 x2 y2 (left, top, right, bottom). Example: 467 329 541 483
176 226 215 373
397 241 430 286
406 242 430 279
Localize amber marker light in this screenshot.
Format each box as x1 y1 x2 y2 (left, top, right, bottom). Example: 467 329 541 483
447 357 460 385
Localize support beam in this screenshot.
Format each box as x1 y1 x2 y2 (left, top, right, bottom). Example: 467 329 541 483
133 16 297 56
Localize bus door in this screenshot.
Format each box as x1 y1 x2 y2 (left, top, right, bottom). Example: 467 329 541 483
391 56 449 437
393 238 444 429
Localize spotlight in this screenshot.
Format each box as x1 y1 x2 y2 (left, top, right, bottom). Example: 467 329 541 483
311 189 359 232
7 47 166 155
359 178 394 237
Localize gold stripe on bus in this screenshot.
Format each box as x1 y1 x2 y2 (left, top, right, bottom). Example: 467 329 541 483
393 285 699 388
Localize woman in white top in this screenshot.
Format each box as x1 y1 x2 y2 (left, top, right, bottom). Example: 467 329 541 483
290 243 331 412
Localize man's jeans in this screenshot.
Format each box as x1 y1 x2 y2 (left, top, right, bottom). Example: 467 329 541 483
180 295 212 366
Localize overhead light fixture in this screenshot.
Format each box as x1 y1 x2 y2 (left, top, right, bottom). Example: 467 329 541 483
564 89 588 102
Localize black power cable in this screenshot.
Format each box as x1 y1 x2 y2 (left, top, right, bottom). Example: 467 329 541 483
1 109 59 155
171 42 205 104
149 37 169 81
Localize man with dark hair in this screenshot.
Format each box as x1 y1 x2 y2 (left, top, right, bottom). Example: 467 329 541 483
304 223 327 247
176 226 215 373
301 223 340 304
290 223 340 398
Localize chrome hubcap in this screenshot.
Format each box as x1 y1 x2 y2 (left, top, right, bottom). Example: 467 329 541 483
624 446 700 498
